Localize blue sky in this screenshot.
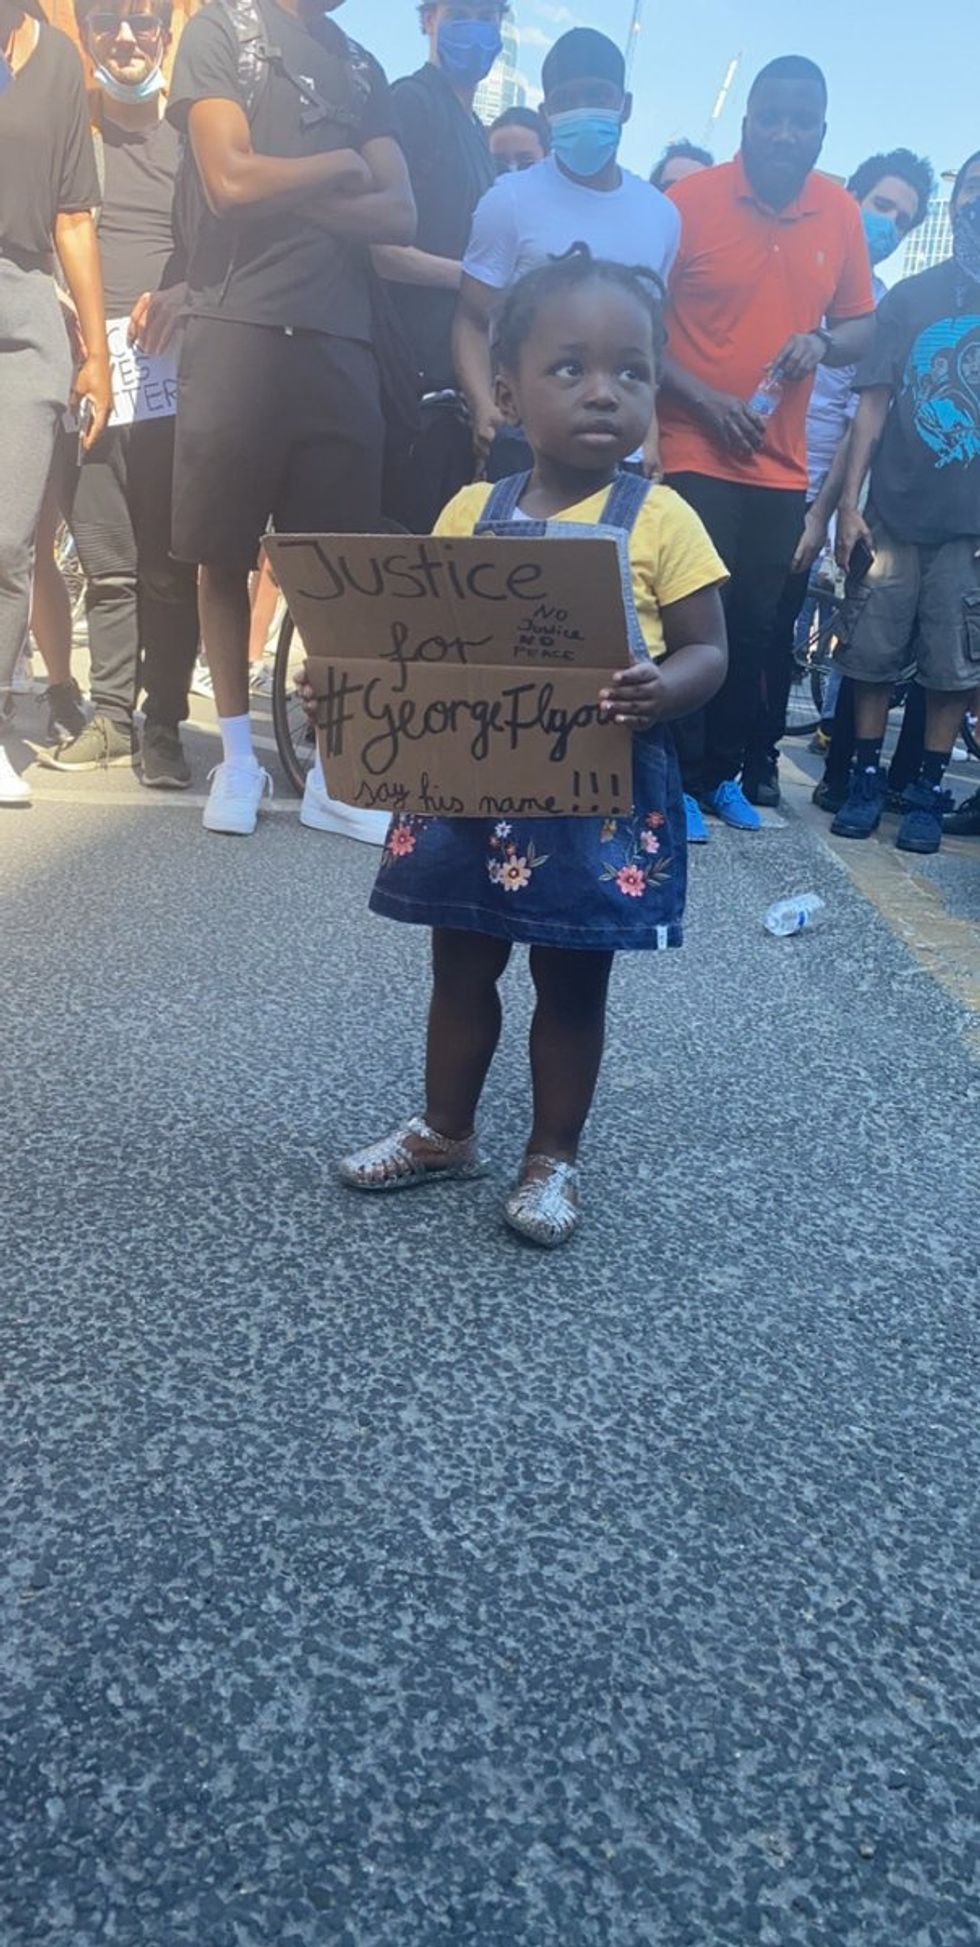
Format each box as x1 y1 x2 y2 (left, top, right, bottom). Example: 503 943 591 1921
345 0 976 188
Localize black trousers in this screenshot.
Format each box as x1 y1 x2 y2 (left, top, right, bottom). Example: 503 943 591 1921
382 395 475 536
747 557 812 763
666 473 806 795
65 416 199 727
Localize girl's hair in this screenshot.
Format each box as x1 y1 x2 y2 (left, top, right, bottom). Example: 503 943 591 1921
494 244 666 375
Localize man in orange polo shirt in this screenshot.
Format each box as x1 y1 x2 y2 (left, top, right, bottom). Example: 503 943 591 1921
659 55 875 835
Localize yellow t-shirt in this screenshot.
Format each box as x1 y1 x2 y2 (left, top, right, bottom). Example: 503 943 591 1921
433 482 728 663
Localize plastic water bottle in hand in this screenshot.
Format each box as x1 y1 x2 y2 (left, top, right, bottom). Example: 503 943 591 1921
763 894 826 937
748 370 785 420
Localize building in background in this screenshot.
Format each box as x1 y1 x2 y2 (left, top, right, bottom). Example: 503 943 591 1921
903 178 954 275
474 12 526 123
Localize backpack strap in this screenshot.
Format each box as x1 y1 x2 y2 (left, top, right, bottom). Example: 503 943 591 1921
599 470 653 533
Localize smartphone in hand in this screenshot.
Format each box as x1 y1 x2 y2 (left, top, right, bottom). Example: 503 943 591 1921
76 396 95 465
849 534 875 582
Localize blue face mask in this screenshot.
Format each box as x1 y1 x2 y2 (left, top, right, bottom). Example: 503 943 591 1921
93 60 164 102
953 197 980 285
548 108 622 180
436 20 502 88
862 209 901 267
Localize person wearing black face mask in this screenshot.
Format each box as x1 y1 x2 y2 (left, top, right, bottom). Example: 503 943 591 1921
657 55 876 841
830 150 980 858
375 2 503 535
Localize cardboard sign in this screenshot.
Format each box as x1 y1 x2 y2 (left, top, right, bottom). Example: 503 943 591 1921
106 317 178 427
264 532 634 818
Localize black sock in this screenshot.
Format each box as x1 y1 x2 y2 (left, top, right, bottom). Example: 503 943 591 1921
920 749 952 792
855 737 883 775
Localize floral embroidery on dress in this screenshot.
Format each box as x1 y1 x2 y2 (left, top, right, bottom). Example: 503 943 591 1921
487 826 549 893
379 814 428 868
599 810 672 899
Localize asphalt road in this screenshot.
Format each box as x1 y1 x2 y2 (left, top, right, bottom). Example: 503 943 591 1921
3 700 979 1947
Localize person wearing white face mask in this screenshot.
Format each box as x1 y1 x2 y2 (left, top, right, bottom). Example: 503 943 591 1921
453 27 679 484
39 0 201 787
744 146 935 807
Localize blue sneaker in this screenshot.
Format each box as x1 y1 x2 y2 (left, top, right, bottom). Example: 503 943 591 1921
701 779 763 831
683 793 710 843
831 767 885 840
896 780 944 855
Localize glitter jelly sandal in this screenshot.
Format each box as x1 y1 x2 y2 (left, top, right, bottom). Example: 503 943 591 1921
504 1155 581 1248
338 1115 485 1192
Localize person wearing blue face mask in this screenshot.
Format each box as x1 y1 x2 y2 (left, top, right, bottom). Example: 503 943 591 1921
454 27 680 483
374 3 504 541
743 147 935 809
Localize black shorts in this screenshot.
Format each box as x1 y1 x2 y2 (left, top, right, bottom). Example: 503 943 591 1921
171 317 385 569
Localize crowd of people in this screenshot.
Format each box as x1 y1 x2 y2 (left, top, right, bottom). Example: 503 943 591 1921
2 0 979 1236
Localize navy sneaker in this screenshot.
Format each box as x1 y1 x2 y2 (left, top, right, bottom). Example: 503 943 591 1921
831 767 885 839
896 780 944 854
683 793 710 843
701 779 762 831
943 786 980 836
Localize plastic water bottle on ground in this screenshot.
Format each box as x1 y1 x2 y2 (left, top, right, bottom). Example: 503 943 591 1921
748 371 784 420
763 894 826 937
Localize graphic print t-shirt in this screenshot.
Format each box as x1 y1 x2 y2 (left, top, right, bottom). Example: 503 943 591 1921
856 259 980 544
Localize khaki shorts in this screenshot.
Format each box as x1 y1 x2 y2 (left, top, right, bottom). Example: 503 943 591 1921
834 511 980 693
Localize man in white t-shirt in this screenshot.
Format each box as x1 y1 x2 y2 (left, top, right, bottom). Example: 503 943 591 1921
453 27 679 478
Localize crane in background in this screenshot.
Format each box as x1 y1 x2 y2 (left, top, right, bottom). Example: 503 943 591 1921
625 0 644 86
702 52 741 148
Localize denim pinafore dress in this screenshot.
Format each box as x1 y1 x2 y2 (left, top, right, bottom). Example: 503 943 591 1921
369 471 687 952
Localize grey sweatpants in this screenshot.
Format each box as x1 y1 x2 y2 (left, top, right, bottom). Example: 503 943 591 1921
0 258 72 696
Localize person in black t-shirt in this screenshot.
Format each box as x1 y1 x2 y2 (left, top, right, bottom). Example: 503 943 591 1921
39 0 201 788
375 1 504 535
0 0 109 808
832 151 980 858
167 0 415 838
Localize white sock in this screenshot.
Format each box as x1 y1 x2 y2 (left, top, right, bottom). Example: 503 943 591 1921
218 713 256 768
310 748 327 795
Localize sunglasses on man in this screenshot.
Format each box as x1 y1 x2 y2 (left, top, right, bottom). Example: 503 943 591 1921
86 12 164 40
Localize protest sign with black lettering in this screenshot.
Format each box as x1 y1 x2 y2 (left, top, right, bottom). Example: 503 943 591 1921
106 318 178 428
264 532 634 817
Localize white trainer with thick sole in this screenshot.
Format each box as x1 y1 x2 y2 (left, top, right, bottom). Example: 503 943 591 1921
0 746 32 805
202 759 272 835
300 766 390 847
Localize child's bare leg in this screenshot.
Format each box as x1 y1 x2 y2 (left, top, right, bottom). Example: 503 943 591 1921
339 928 511 1189
526 946 613 1164
424 928 512 1141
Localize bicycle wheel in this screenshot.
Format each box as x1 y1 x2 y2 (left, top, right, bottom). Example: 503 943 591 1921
961 708 980 762
54 522 88 639
271 609 316 797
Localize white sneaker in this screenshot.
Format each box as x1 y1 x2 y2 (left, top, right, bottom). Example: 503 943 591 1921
190 658 215 699
202 758 272 835
300 766 390 846
0 745 32 804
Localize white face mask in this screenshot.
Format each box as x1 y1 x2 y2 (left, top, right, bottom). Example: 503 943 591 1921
93 60 164 102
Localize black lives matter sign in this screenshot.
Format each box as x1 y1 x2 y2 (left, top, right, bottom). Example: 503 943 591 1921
264 532 634 819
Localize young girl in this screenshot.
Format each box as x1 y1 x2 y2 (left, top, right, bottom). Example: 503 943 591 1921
336 247 728 1246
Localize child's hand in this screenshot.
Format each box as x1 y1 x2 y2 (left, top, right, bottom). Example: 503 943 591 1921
599 664 667 729
294 659 318 726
